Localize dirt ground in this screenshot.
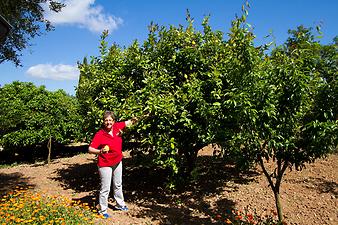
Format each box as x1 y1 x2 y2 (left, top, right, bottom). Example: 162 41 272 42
0 147 337 225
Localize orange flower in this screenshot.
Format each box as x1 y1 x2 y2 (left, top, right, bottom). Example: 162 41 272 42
235 215 243 220
246 214 254 221
225 218 232 224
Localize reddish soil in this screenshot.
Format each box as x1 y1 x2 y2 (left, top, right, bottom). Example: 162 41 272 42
0 147 337 225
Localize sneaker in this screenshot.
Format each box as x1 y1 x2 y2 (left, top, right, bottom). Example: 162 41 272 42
100 213 111 219
114 205 128 211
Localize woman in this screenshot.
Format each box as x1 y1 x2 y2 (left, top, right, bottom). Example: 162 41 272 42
88 110 137 218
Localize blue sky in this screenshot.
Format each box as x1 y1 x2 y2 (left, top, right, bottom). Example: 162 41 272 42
1 0 337 96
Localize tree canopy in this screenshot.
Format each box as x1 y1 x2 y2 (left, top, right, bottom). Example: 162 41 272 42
0 0 64 66
0 81 83 154
77 13 261 178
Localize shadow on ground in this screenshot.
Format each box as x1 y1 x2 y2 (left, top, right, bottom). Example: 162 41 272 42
0 144 87 196
0 172 36 194
53 153 260 225
0 143 89 165
286 177 338 197
52 159 99 193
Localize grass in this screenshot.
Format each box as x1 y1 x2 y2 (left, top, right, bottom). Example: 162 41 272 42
0 162 18 169
0 185 102 224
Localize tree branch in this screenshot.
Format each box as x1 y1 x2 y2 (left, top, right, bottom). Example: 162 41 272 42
259 156 275 189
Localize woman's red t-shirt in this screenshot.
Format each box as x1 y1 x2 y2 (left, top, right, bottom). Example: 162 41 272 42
89 121 126 167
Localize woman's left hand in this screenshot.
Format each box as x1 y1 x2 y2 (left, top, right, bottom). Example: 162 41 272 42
130 117 138 125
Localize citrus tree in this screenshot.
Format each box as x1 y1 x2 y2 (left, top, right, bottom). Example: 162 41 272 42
77 7 264 183
0 81 83 162
222 25 338 222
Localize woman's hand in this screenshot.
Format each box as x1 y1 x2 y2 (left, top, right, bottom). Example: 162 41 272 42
101 145 110 153
126 117 138 127
130 117 138 125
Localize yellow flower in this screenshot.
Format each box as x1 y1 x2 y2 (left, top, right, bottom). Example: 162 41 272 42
39 215 46 221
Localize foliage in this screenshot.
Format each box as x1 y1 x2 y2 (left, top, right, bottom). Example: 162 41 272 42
222 23 338 221
77 6 265 181
0 81 84 154
0 186 98 224
0 0 64 66
77 4 337 222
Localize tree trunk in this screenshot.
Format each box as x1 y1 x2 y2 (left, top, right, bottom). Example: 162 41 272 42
184 144 202 176
259 156 286 223
47 136 52 164
273 185 283 222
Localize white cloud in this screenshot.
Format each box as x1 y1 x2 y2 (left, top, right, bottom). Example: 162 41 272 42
26 64 79 81
45 0 123 33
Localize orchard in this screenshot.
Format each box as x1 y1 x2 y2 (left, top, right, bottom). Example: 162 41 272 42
77 5 337 223
0 3 336 224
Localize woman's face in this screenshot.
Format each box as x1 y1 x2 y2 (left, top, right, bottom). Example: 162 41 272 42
103 116 115 130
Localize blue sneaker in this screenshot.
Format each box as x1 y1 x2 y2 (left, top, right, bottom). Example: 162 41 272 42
101 213 111 219
114 205 128 211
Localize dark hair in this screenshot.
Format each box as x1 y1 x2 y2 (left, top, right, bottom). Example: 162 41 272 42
103 110 116 121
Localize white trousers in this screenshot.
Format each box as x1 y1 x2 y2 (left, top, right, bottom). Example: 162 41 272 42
98 161 125 214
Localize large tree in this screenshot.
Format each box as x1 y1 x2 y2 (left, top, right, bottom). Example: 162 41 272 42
0 0 64 66
77 10 263 181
